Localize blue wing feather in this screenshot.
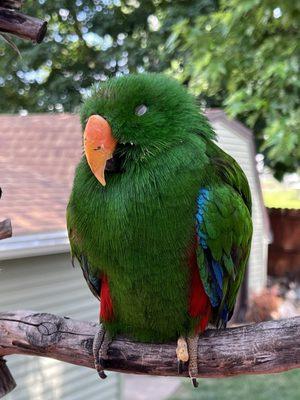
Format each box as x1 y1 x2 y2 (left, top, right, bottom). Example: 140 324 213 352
196 186 251 326
196 188 225 312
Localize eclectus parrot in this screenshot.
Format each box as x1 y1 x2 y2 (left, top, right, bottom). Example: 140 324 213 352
67 73 253 385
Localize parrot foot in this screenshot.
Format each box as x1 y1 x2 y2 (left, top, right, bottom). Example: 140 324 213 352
176 336 189 374
176 335 199 387
187 336 199 388
93 324 112 380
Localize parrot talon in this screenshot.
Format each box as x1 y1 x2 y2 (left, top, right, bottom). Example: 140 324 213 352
177 360 184 374
176 336 189 375
93 324 112 380
192 378 199 388
176 335 199 386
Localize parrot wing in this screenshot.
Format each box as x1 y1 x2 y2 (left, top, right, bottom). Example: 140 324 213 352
66 206 100 301
196 150 253 327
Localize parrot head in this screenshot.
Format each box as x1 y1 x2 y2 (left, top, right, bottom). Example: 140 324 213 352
80 73 215 186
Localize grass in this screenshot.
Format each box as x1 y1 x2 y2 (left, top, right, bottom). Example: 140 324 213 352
168 369 300 400
263 189 300 209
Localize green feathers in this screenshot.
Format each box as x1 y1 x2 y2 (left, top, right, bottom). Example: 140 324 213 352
67 73 252 342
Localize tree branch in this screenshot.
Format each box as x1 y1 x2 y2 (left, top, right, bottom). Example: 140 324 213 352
0 219 12 240
0 188 14 397
0 188 12 240
0 359 15 398
0 7 47 43
0 310 299 397
0 1 23 10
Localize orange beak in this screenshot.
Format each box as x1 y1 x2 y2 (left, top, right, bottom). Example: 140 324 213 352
83 115 117 186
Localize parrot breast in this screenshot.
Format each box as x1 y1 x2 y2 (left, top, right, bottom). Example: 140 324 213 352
69 137 213 342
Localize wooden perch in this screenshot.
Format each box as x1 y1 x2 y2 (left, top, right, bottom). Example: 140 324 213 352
0 1 23 10
0 219 12 240
0 187 12 240
0 311 299 397
0 188 14 397
0 359 15 399
0 1 47 43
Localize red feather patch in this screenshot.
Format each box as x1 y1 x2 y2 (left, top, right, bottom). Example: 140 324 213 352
188 244 211 333
100 274 114 322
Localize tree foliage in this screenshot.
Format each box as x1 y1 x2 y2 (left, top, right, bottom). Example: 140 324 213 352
0 0 299 177
0 0 216 112
169 0 300 179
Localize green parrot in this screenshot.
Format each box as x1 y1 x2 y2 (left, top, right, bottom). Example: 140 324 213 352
67 73 253 385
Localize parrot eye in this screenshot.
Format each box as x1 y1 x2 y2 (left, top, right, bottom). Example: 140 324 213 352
135 104 148 116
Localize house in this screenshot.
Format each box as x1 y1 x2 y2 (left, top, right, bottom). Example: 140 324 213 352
206 109 270 292
0 114 122 400
0 112 269 400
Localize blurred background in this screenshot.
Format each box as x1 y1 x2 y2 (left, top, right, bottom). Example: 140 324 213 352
0 1 299 399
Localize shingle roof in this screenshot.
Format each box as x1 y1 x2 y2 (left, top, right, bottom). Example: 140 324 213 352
0 114 82 235
0 111 256 237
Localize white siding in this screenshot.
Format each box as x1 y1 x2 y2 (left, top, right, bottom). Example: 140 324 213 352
211 121 268 292
0 253 122 400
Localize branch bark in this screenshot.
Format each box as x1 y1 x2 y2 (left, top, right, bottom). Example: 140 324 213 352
0 1 23 10
0 359 16 398
0 188 12 240
0 310 299 396
0 7 47 42
0 189 14 397
0 219 12 240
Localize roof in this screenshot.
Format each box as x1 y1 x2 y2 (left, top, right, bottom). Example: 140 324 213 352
0 114 82 236
205 109 253 140
0 111 265 239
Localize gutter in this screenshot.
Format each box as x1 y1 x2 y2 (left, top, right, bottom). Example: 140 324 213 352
0 230 70 260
